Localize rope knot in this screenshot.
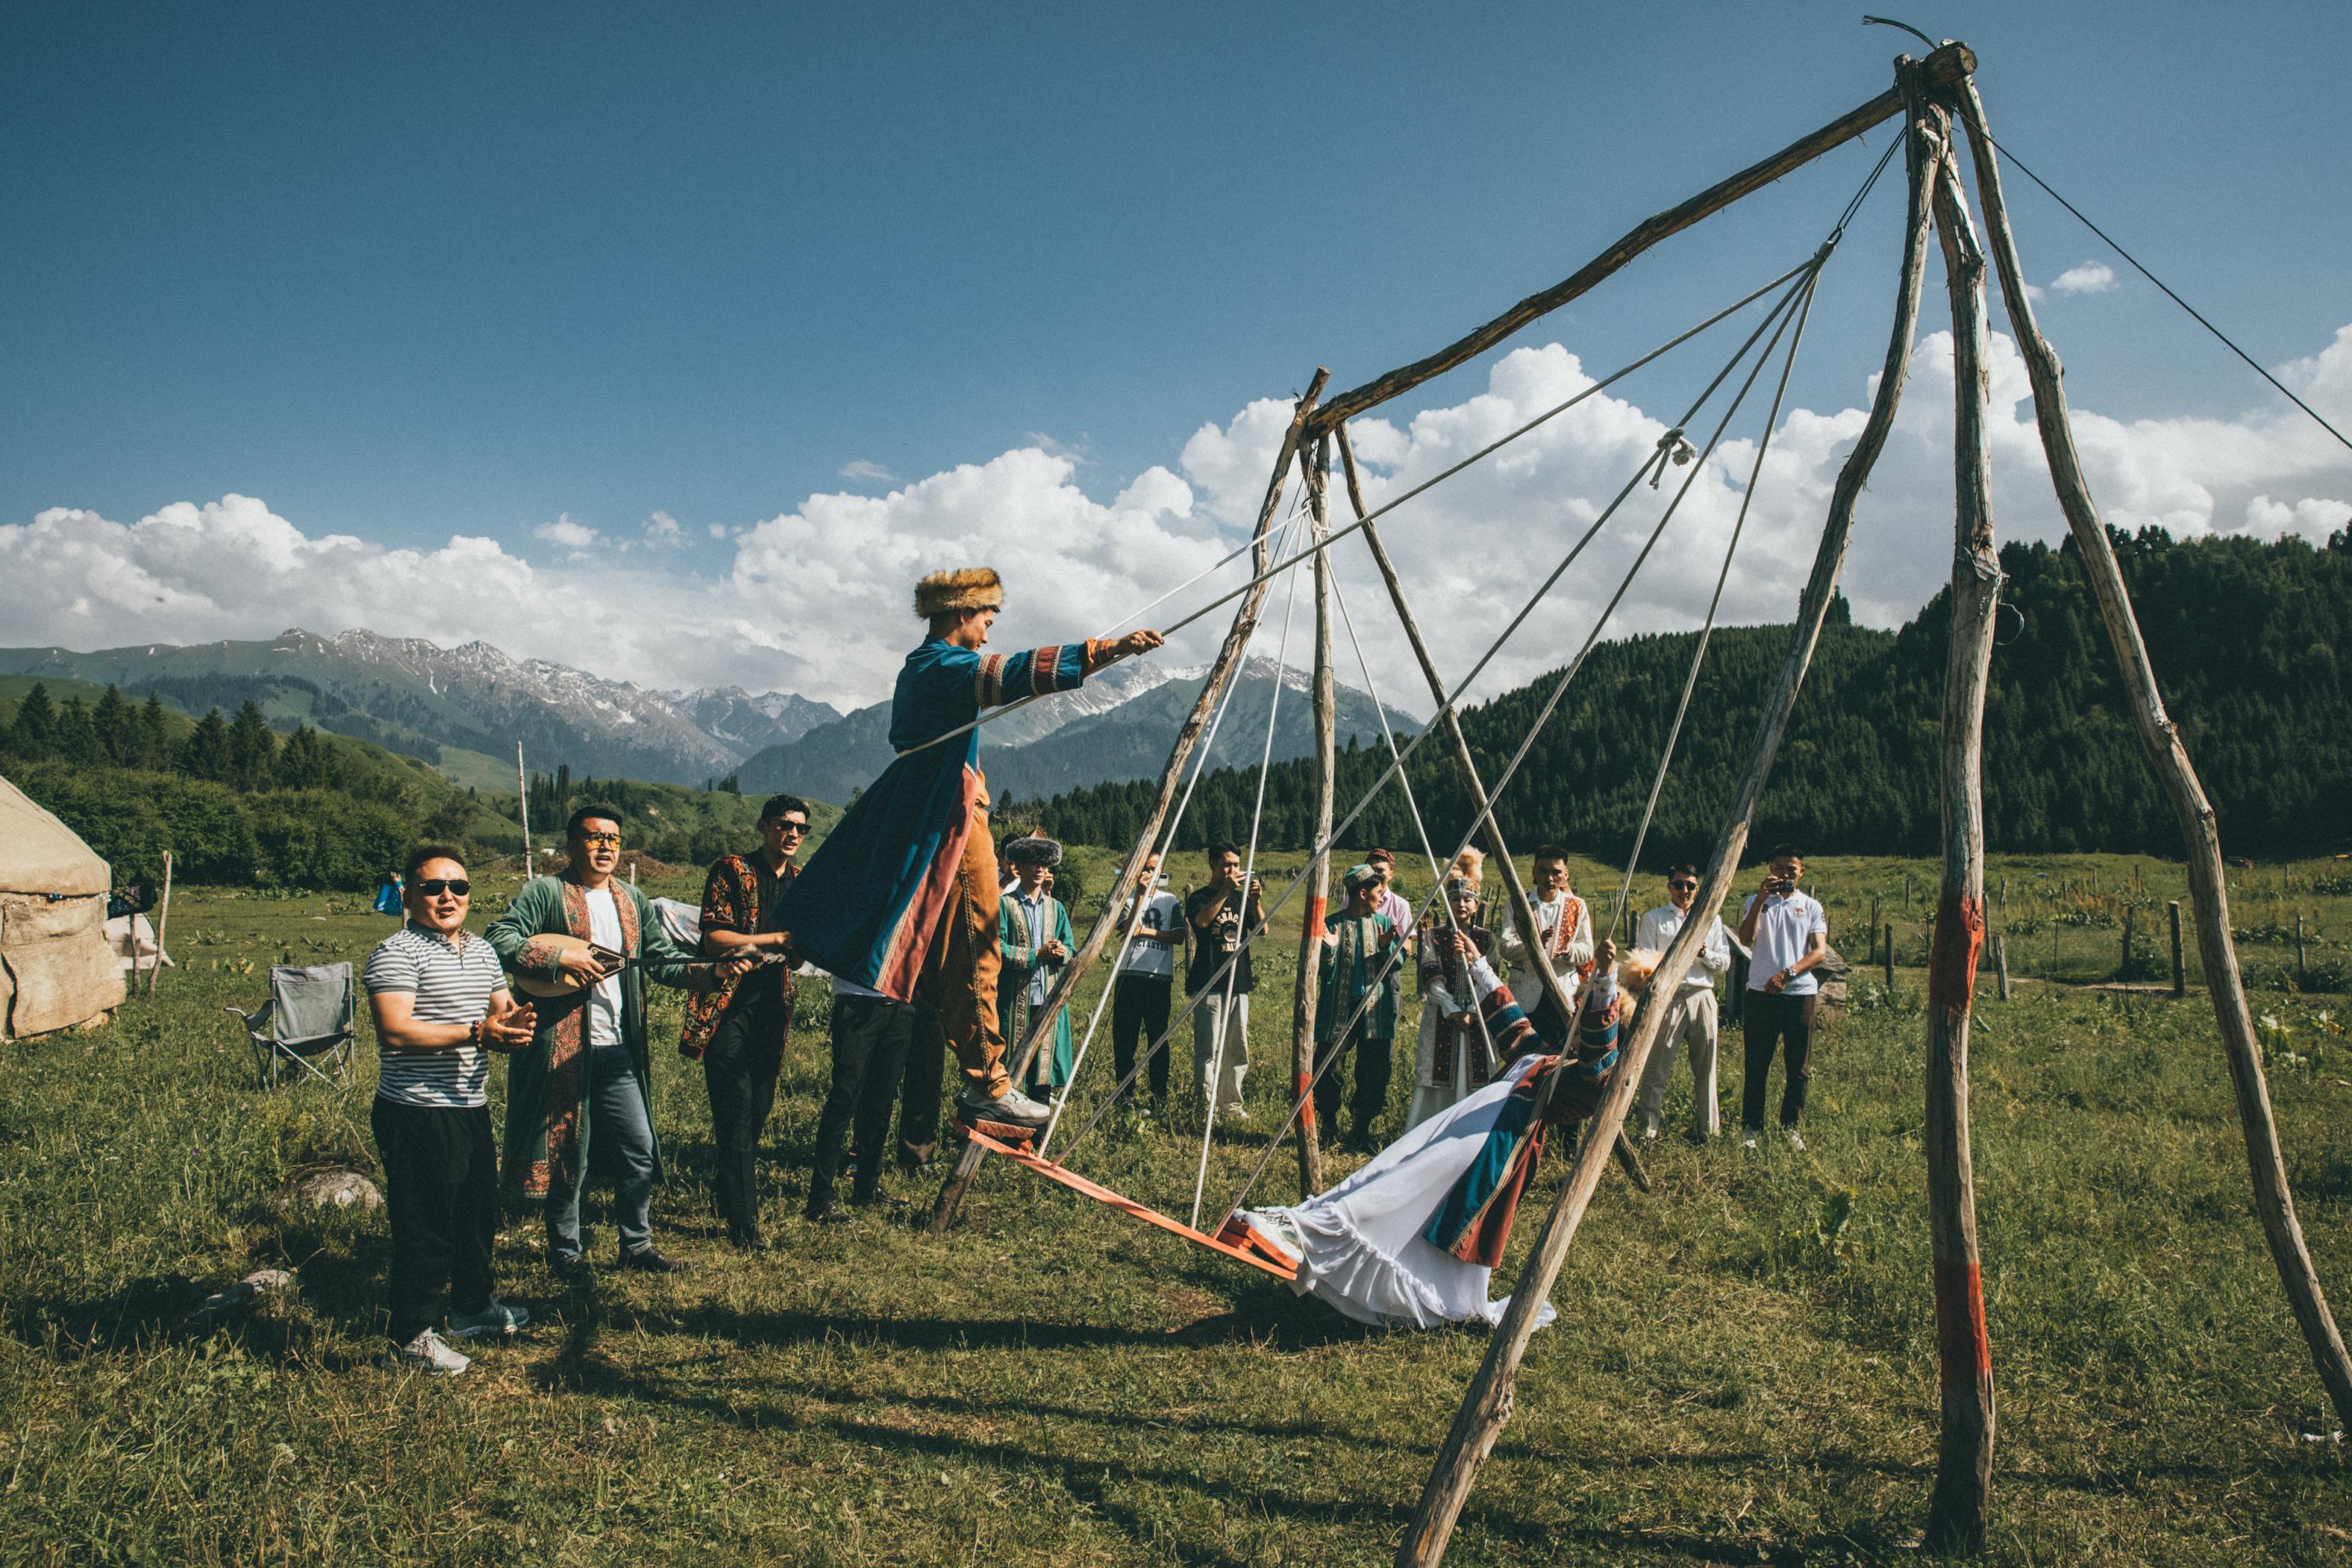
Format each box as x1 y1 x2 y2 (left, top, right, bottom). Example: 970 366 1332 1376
1649 428 1694 487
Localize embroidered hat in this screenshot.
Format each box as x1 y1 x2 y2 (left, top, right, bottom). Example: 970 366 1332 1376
1002 834 1063 868
914 566 1005 617
1341 863 1380 893
1365 847 1397 866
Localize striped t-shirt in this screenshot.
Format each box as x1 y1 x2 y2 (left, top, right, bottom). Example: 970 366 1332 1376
362 923 509 1108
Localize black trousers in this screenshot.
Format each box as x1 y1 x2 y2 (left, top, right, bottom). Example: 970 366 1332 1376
814 993 917 1206
370 1096 498 1345
703 993 786 1240
1314 1021 1395 1143
897 1005 949 1165
1741 989 1819 1130
1111 972 1172 1101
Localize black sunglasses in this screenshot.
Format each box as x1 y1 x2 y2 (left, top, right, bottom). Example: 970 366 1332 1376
415 878 472 897
767 819 810 834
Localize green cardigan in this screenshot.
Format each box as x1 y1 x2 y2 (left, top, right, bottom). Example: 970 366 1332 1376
997 890 1075 1087
486 874 702 1198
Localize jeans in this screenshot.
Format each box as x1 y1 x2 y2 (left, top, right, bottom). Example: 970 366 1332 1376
371 1097 498 1345
1314 1020 1394 1145
1636 988 1721 1137
1741 989 1818 1131
545 1044 657 1260
1191 990 1250 1113
812 993 917 1207
1111 972 1172 1101
897 1007 949 1165
703 994 785 1240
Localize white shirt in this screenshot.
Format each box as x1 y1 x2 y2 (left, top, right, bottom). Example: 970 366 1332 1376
1116 889 1181 979
1498 891 1594 984
830 974 888 1001
1636 904 1730 994
584 886 625 1046
1741 889 1828 996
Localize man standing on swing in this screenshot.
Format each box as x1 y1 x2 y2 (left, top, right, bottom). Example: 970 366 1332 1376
777 567 1162 1131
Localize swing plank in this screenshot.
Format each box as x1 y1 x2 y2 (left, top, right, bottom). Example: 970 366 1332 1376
962 1129 1298 1281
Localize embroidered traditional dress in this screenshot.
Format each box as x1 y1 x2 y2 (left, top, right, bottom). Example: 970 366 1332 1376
997 887 1075 1088
1499 889 1594 1040
1410 924 1504 1128
1315 910 1399 1043
486 875 700 1202
678 853 798 1061
776 637 1091 1000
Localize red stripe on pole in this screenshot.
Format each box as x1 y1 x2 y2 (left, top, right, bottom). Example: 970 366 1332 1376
1928 893 1984 1013
1934 1256 1993 1383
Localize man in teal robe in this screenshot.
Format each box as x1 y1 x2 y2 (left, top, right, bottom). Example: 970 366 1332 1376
997 835 1076 1098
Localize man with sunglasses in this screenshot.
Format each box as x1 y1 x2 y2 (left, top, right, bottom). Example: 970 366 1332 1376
1632 863 1732 1142
363 845 537 1374
490 804 748 1279
680 794 811 1251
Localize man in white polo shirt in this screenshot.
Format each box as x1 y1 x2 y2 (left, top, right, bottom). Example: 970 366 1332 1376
1109 852 1181 1112
1634 862 1732 1142
1735 843 1830 1150
365 846 538 1374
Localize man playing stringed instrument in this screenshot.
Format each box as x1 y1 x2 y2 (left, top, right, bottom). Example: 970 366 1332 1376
1496 844 1596 1044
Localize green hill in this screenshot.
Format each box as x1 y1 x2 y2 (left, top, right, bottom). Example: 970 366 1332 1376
1018 527 2352 863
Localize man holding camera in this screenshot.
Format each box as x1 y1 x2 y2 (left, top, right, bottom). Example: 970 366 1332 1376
490 805 748 1279
1735 844 1829 1151
364 845 537 1374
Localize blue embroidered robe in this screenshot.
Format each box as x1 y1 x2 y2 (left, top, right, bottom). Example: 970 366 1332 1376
775 636 1090 1000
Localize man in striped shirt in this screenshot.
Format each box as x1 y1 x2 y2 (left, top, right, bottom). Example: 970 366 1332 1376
364 846 537 1375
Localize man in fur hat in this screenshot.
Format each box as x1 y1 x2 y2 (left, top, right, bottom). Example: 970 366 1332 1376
776 567 1161 1130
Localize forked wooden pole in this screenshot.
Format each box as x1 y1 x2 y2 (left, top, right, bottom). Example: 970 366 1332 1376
1923 117 1998 1553
1291 435 1339 1198
1394 73 1944 1564
929 368 1330 1234
1334 425 1651 1193
1954 79 2352 1429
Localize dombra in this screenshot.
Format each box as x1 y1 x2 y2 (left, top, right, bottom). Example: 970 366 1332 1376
511 935 634 1000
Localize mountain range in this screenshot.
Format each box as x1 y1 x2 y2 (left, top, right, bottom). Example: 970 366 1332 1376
0 631 1416 806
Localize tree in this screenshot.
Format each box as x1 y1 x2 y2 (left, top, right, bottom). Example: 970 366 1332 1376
227 701 276 790
52 697 100 764
276 723 336 790
135 694 173 769
92 685 133 765
8 682 57 758
180 708 234 783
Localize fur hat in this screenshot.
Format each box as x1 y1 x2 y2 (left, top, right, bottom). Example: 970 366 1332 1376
1449 847 1485 885
914 567 1005 618
1002 834 1063 868
1619 947 1663 993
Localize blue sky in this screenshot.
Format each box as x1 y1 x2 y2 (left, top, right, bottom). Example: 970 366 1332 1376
4 2 2348 706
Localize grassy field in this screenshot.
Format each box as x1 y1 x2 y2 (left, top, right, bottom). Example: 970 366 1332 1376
3 851 2350 1564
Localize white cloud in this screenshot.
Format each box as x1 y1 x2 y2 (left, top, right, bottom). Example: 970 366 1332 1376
7 321 2348 716
533 515 600 550
837 460 897 483
642 511 684 547
2051 262 2118 295
706 523 728 540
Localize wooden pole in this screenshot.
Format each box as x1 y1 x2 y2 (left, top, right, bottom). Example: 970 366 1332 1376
1291 434 1339 1198
1955 76 2352 1434
929 369 1330 1234
1923 122 1996 1551
1886 924 1897 992
1310 44 1976 435
1870 894 1882 960
1993 933 2010 1001
2121 907 2134 979
1394 81 1945 1565
2171 901 2187 998
2297 913 2308 989
145 851 173 999
1334 425 1652 1196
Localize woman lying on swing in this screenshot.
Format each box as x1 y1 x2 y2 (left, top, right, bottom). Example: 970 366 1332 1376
1238 935 1659 1329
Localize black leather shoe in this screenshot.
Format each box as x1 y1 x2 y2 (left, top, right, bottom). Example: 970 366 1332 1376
618 1245 692 1273
852 1189 909 1211
805 1201 853 1225
548 1253 592 1286
729 1230 771 1253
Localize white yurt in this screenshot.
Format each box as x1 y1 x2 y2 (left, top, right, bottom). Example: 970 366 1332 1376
1 772 126 1040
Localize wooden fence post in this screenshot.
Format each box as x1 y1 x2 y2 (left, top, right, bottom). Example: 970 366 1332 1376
2170 901 2186 998
1871 895 1882 958
1957 74 2352 1436
1391 74 1946 1563
1885 923 1897 992
1993 933 2010 1001
2298 913 2309 990
146 850 174 998
2121 907 2134 980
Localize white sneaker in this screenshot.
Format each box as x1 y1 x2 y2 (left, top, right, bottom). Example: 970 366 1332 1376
959 1087 1051 1128
1740 1132 1760 1151
1640 1123 1660 1144
384 1328 470 1375
1787 1129 1807 1152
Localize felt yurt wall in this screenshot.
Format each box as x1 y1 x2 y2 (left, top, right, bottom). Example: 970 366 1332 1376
0 772 124 1039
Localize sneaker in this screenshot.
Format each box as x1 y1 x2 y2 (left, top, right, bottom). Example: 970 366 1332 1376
1740 1132 1760 1151
618 1245 692 1274
805 1200 853 1225
958 1087 1052 1128
448 1297 530 1339
1640 1123 1661 1144
548 1253 592 1287
383 1328 470 1375
1786 1129 1807 1152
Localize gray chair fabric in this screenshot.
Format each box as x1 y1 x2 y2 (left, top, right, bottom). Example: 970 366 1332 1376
229 963 356 1088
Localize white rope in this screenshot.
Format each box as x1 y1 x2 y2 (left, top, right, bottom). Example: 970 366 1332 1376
1188 507 1308 1226
1033 505 1308 1155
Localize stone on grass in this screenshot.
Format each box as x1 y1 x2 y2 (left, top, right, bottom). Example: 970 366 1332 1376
281 1167 383 1212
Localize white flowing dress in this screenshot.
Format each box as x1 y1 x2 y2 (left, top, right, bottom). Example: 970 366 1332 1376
1244 1052 1557 1331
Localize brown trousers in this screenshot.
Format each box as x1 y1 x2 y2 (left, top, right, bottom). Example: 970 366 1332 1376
912 801 1011 1104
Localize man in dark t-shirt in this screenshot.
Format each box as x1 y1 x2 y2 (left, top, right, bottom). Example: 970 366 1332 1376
1185 841 1264 1118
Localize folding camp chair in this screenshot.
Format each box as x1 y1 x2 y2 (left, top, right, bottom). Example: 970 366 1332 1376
229 963 358 1088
